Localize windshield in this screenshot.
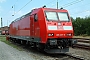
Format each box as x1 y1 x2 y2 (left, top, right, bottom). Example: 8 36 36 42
45 11 69 21
45 11 58 21
58 12 69 21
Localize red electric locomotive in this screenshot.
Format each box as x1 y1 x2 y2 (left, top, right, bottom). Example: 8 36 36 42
9 7 77 53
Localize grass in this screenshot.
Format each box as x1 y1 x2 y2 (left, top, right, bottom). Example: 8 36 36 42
0 35 24 51
0 35 7 42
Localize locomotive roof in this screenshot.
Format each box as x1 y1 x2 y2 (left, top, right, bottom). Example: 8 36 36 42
11 11 32 23
11 7 67 23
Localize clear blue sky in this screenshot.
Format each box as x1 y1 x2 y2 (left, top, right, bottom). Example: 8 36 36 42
0 0 90 27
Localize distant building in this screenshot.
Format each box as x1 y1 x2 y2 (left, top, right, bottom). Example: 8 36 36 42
0 26 9 31
0 26 9 35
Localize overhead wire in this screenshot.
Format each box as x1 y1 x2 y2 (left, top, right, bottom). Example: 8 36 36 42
7 0 32 18
14 0 32 16
71 9 90 15
2 0 19 26
50 0 63 7
6 0 88 23
68 2 90 11
4 0 19 16
6 0 32 26
57 0 89 18
47 0 63 9
60 0 84 8
70 9 90 18
66 0 90 17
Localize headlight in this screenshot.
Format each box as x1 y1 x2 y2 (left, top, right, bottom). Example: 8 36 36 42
66 33 72 36
48 33 54 36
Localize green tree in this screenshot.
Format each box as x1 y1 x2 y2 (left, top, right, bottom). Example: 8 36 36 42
72 16 90 36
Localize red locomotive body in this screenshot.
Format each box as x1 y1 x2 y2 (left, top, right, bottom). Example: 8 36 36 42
9 7 77 53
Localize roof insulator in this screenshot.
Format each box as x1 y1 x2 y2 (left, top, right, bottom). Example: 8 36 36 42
42 5 46 8
60 7 63 10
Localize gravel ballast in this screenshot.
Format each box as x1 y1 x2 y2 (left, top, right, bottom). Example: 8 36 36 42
0 41 90 60
0 41 36 60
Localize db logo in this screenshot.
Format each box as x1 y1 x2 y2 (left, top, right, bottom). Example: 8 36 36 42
58 26 63 29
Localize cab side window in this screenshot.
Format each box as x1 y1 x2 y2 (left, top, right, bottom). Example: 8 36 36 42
34 14 38 22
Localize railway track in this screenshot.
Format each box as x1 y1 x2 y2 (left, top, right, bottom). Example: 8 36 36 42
72 38 90 50
65 53 85 60
49 53 85 60
73 44 90 50
6 37 89 60
9 39 86 60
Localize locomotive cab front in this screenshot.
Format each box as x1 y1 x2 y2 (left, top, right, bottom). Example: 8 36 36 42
40 8 76 53
45 10 73 38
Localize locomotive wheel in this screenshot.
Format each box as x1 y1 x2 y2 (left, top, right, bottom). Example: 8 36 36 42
13 39 16 43
17 40 21 44
9 37 12 41
25 41 30 47
36 43 44 51
21 40 26 45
